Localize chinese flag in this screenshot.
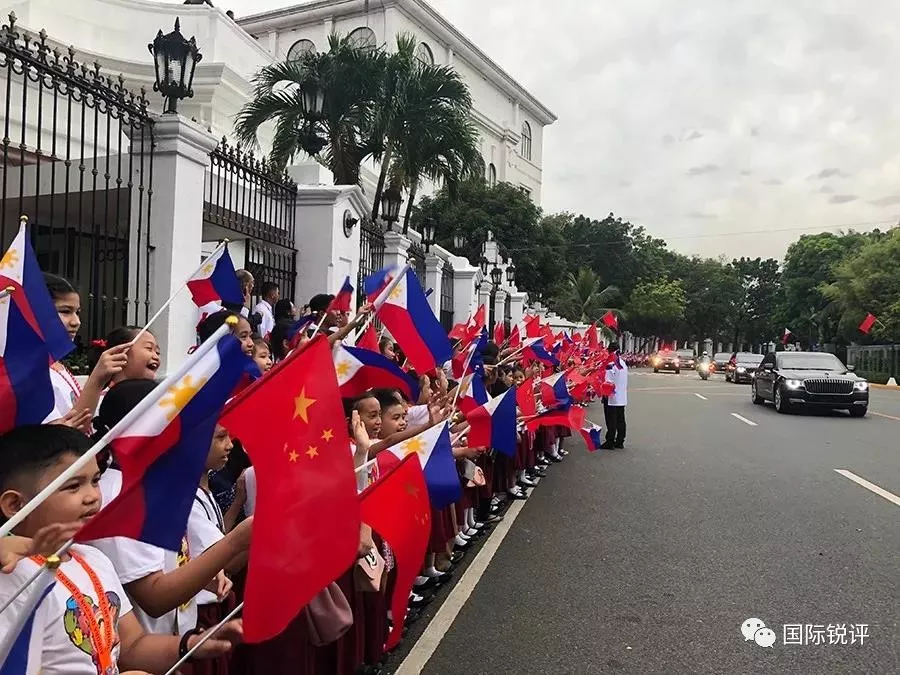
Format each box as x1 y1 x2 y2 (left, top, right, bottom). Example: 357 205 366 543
586 323 599 350
493 321 506 346
601 311 618 331
515 377 537 418
359 455 431 649
220 336 360 643
859 313 877 335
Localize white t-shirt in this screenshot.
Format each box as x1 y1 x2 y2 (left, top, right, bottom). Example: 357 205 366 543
43 363 82 423
187 488 226 606
243 467 257 516
253 300 275 338
88 469 197 636
406 404 429 427
0 544 132 675
607 362 629 406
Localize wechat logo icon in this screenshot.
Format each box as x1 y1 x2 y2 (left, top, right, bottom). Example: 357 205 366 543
741 618 777 647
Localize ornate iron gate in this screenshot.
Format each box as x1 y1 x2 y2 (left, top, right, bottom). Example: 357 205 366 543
407 241 426 281
358 216 384 306
440 265 454 331
0 12 155 341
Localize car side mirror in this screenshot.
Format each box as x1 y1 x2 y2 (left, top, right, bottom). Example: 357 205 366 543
846 364 855 372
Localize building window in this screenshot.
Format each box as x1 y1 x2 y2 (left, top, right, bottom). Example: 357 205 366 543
487 163 497 187
416 41 434 65
519 185 532 199
520 121 532 161
287 39 316 62
348 27 377 51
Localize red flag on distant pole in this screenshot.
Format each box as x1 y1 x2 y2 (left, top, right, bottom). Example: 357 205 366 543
586 323 599 350
493 321 506 345
781 328 793 345
601 311 618 331
859 313 878 335
524 314 542 338
360 455 431 649
220 337 360 643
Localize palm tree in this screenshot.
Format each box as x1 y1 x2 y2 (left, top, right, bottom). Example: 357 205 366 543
370 35 476 221
564 267 622 323
234 34 386 184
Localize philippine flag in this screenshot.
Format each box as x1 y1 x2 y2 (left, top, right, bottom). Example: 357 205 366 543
538 372 571 410
328 276 354 313
0 223 74 433
0 569 55 675
333 344 419 401
76 334 252 551
579 422 604 452
375 422 461 509
370 268 451 374
186 245 244 318
466 387 517 457
524 338 559 367
456 372 489 416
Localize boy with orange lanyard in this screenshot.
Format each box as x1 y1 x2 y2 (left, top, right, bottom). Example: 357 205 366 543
0 424 242 674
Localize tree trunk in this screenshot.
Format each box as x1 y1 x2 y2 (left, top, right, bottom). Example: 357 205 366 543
371 141 393 220
402 180 419 234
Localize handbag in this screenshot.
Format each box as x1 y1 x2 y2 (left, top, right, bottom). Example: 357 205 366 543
354 546 386 592
304 582 353 646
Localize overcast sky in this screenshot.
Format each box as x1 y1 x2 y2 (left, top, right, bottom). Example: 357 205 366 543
174 0 900 259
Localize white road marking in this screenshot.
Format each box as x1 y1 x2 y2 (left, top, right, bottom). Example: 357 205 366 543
694 393 708 400
730 413 758 426
396 499 528 674
834 469 900 508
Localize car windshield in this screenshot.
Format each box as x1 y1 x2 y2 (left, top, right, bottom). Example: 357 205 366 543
736 354 763 365
714 353 730 361
777 352 846 370
676 350 694 358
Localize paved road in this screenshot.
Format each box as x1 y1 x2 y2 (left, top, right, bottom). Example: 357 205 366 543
409 370 899 674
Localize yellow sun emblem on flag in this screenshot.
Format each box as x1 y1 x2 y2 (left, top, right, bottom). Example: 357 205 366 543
334 360 352 378
160 375 207 420
0 248 19 271
388 282 403 301
400 437 426 458
201 262 214 275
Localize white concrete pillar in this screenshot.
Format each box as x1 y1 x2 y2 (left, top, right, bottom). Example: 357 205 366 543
146 114 218 372
478 284 492 319
508 291 527 326
452 265 477 324
424 253 443 315
493 289 508 330
383 230 411 269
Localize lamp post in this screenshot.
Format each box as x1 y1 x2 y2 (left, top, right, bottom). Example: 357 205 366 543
148 18 202 115
297 79 327 155
452 231 465 251
505 260 516 285
479 255 489 277
422 217 436 253
381 185 403 232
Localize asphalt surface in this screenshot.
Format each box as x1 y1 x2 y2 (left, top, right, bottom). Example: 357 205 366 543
407 370 899 675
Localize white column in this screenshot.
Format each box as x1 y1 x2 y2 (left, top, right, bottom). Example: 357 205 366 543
508 291 527 326
452 265 477 324
146 114 219 372
383 230 411 269
267 30 279 56
493 289 508 329
424 253 443 315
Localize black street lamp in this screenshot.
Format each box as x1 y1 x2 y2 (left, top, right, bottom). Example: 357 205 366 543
505 261 516 285
380 185 403 232
479 256 489 276
149 18 202 114
422 217 436 252
300 80 325 119
490 266 502 286
452 231 465 250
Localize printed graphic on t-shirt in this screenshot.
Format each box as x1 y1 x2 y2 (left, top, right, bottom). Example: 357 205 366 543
177 536 191 610
62 590 122 675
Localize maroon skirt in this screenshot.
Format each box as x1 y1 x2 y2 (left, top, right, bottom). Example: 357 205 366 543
428 506 453 553
334 569 366 675
230 599 317 675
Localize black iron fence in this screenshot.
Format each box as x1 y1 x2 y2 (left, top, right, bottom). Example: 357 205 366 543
0 12 155 341
358 217 384 306
407 241 426 282
204 137 296 249
244 239 296 304
440 265 454 331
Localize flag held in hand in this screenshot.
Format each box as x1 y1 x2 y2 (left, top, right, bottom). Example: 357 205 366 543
859 313 878 335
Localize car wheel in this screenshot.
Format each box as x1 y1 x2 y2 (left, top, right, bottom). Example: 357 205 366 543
849 406 867 418
653 368 659 373
751 381 763 405
774 385 791 414
726 372 731 382
675 369 680 375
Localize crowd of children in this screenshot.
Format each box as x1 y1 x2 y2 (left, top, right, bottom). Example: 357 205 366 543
0 268 599 675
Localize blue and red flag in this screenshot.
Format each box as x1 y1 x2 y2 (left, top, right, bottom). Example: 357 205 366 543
466 387 517 456
579 422 604 452
524 337 559 367
368 267 451 374
525 404 585 434
539 372 571 410
333 344 419 401
456 372 489 416
187 245 244 317
328 276 354 313
76 334 252 551
375 421 461 509
0 223 74 433
451 327 486 379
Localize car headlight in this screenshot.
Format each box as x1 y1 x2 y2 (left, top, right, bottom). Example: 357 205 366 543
736 367 746 373
785 379 803 389
854 381 869 391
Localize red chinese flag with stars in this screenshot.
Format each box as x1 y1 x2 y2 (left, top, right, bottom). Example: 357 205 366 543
360 455 431 649
220 336 360 643
859 313 877 335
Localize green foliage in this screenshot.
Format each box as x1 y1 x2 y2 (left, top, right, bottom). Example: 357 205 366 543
553 267 621 323
625 279 686 338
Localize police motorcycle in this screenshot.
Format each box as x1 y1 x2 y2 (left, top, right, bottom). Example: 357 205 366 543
697 352 713 380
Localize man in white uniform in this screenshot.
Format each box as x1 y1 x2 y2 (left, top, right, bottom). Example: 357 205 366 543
253 281 280 338
602 342 628 449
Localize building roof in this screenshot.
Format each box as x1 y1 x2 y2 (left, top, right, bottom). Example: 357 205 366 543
237 0 557 126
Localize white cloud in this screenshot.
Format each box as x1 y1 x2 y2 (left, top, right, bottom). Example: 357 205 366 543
178 0 900 258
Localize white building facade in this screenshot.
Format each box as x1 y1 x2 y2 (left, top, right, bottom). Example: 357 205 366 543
0 0 557 369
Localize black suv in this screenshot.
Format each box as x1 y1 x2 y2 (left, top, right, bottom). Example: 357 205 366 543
726 352 763 384
751 351 869 417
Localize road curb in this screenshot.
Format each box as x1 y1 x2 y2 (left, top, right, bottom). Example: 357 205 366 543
869 383 900 390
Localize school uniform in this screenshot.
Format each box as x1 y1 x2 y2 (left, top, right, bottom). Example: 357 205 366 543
603 360 628 447
253 300 275 339
89 468 198 636
0 544 131 674
44 361 82 422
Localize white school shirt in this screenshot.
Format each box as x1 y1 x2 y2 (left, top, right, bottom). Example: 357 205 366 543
43 363 83 423
406 404 429 427
88 468 198 636
0 544 132 675
606 361 629 406
187 487 226 606
243 467 257 516
253 300 275 338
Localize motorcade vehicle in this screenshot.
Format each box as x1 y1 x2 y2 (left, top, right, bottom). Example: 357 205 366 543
725 352 764 384
676 349 696 370
750 351 869 416
651 350 681 374
713 352 731 370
